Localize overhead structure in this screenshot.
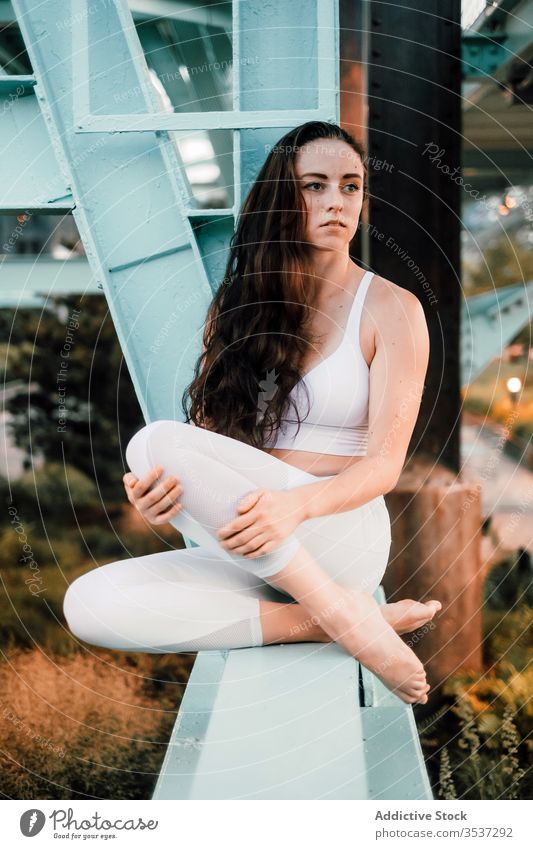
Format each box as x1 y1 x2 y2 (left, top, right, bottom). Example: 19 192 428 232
461 0 533 192
4 0 338 425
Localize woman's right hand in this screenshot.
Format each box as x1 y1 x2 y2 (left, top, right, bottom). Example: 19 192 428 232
123 465 183 525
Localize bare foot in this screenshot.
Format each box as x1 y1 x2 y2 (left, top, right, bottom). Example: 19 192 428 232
318 588 430 704
381 599 442 635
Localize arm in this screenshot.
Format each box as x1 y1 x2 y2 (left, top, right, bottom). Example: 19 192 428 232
294 285 430 520
260 288 430 624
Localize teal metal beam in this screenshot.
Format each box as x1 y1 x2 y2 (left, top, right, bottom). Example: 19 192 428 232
0 74 35 95
0 1 13 21
461 282 533 384
0 294 50 309
153 586 433 801
73 108 335 133
153 643 371 800
462 32 511 79
72 0 336 133
0 259 100 302
12 0 214 426
359 589 433 800
0 0 232 27
0 84 71 213
462 0 533 86
128 0 231 30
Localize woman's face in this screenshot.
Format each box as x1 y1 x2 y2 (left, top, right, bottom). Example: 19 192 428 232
294 138 364 251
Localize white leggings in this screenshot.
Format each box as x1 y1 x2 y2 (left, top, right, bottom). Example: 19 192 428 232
63 421 392 652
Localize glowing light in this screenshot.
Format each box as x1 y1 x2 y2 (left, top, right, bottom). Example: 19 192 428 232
507 377 522 393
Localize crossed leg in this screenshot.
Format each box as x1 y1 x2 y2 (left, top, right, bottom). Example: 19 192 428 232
124 419 311 581
64 420 437 703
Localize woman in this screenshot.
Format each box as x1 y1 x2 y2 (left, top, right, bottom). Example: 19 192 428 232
63 121 440 705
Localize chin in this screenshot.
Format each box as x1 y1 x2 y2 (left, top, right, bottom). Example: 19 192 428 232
315 229 349 244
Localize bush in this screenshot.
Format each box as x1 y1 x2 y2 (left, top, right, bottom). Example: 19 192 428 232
0 522 57 569
483 551 533 611
0 523 84 570
432 692 530 801
0 649 193 799
80 525 182 561
6 463 101 524
419 603 533 800
462 395 491 418
483 605 533 671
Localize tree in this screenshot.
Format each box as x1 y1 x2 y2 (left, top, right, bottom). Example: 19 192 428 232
2 294 145 501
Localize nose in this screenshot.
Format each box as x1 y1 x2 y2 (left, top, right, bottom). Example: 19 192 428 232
325 186 344 212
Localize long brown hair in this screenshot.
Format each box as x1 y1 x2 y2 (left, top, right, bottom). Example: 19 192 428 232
181 121 367 448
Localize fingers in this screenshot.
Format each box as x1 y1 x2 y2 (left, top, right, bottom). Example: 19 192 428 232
124 464 183 522
219 517 263 549
218 511 256 541
223 532 268 557
140 479 182 516
151 499 183 524
127 466 179 502
130 465 166 497
123 472 138 488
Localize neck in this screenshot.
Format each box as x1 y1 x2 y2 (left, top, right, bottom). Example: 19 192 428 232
308 249 353 299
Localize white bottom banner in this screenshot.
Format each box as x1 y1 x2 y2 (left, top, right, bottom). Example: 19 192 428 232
3 799 531 847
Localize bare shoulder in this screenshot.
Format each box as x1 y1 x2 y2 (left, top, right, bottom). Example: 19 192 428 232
368 273 423 314
362 274 429 373
368 273 428 334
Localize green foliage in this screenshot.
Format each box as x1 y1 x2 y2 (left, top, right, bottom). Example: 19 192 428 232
0 518 181 656
438 685 530 800
81 525 179 560
483 605 533 671
513 421 533 442
1 295 145 500
420 600 533 800
438 747 457 800
5 462 102 524
483 552 533 611
463 236 533 294
0 520 57 569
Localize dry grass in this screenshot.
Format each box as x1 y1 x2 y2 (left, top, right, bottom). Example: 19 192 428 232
0 648 194 799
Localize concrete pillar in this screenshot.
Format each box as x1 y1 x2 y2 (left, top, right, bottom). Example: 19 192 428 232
383 457 484 692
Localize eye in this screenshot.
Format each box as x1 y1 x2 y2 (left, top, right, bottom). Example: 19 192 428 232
303 182 322 190
343 183 361 192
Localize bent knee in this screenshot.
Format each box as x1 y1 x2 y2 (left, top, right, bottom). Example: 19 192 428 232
63 571 111 645
126 421 161 472
126 420 190 475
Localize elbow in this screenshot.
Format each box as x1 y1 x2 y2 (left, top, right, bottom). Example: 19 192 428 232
383 478 398 494
382 468 402 494
366 453 403 494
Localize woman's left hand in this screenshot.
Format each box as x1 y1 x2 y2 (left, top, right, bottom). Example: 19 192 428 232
217 488 306 558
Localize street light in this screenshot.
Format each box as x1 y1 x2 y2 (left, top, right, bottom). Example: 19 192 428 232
506 376 522 410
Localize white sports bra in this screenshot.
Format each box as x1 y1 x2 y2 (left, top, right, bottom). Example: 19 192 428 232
263 270 374 456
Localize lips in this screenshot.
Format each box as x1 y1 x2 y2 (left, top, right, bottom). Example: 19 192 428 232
321 220 346 227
